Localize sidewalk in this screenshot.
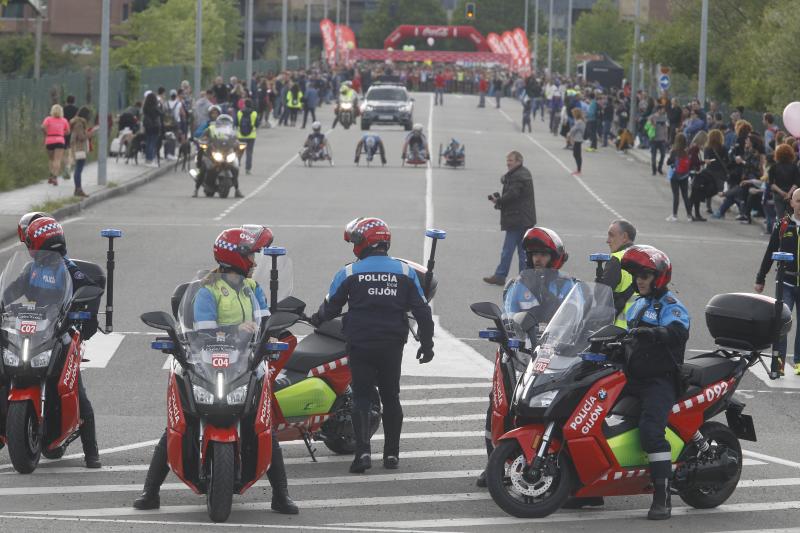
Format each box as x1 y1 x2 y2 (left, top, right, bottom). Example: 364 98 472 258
0 157 172 243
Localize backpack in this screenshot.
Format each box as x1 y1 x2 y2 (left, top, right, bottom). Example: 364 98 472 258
644 120 656 140
676 155 690 174
239 111 253 136
162 101 176 129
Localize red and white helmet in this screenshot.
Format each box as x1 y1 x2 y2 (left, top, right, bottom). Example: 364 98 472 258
18 211 50 243
213 225 274 275
25 216 66 254
344 217 391 258
523 227 568 269
621 245 672 290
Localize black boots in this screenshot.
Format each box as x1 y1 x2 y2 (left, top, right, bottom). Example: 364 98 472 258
133 435 169 510
350 408 373 474
350 453 372 473
647 478 672 520
383 456 399 469
267 444 299 515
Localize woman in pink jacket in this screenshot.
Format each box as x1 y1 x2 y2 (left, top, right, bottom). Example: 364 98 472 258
42 104 71 186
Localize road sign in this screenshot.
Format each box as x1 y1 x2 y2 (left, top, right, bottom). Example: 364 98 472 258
659 74 670 91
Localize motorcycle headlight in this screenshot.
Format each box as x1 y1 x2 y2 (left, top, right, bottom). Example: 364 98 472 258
226 384 248 404
212 151 224 163
226 152 237 163
30 350 52 368
529 390 558 408
341 102 353 110
192 384 214 405
3 349 19 367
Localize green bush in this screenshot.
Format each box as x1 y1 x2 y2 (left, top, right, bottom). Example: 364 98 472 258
0 97 48 191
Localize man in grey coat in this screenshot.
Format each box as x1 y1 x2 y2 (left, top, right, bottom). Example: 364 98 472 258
483 151 537 285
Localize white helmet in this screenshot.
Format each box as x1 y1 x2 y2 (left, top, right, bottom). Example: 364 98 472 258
412 123 423 133
343 80 352 88
312 121 321 131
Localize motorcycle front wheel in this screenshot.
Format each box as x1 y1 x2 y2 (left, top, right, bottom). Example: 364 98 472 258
678 421 742 509
206 441 235 522
486 440 573 518
6 400 42 474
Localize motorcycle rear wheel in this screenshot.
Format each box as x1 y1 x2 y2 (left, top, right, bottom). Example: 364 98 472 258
206 441 235 522
6 401 41 474
678 421 742 509
322 390 382 455
486 440 573 518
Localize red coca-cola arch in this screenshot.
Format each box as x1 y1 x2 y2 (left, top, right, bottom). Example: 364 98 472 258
383 25 491 52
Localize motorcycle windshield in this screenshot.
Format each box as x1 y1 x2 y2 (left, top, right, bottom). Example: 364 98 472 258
176 270 269 398
0 251 72 361
515 281 616 399
501 269 573 345
214 115 236 138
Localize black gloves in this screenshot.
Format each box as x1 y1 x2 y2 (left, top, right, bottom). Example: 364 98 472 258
416 346 434 364
628 327 656 343
309 313 323 328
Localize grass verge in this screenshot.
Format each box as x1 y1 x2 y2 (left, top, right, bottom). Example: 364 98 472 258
31 195 82 213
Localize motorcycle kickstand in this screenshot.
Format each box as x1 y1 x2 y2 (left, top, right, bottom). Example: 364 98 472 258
301 432 318 462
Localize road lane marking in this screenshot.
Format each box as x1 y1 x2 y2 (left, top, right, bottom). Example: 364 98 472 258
498 108 623 219
13 493 493 518
213 153 298 221
402 316 495 379
402 397 485 405
335 499 800 529
405 414 485 422
743 450 800 469
81 332 125 368
0 515 451 533
0 438 159 472
0 470 486 496
400 382 489 390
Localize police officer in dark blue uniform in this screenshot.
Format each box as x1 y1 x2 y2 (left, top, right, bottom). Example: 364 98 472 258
476 226 573 488
310 217 435 473
621 245 690 520
3 216 102 467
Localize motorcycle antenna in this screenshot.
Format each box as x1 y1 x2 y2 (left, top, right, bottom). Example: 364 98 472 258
100 229 123 333
263 246 286 313
423 229 446 298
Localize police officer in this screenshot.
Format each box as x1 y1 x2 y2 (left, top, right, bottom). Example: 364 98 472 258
310 218 434 473
476 227 573 487
621 245 690 521
134 226 298 515
236 99 258 175
599 219 638 328
7 216 103 468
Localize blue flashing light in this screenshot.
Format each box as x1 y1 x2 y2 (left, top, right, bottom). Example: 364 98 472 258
101 229 123 238
507 338 522 349
425 229 447 240
151 340 175 350
773 252 794 262
67 311 92 320
580 352 608 362
263 246 287 256
590 253 611 262
266 342 290 352
479 329 502 340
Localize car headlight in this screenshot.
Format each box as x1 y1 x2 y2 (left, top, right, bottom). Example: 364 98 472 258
3 349 19 367
212 151 224 163
225 152 237 163
30 350 52 368
364 104 373 112
401 104 412 112
193 384 214 405
529 390 558 408
226 384 248 404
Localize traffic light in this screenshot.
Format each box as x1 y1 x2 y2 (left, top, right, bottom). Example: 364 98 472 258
465 2 476 19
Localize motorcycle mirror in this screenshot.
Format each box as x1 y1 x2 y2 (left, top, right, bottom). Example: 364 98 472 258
140 311 178 332
520 310 539 332
276 296 306 315
470 302 503 320
588 324 627 343
71 285 105 305
264 311 299 335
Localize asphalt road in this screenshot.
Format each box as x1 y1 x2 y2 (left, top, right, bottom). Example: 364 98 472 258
0 93 799 533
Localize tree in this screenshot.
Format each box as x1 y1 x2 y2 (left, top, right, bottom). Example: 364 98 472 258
572 0 632 62
359 0 447 49
533 33 566 77
0 34 77 77
111 0 241 69
451 0 526 36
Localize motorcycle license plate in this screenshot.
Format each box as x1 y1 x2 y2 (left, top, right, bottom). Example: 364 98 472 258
211 353 230 368
533 357 550 374
19 321 37 335
379 115 393 121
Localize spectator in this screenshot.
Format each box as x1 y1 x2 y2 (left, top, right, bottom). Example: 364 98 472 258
212 76 229 105
434 71 445 106
493 76 503 109
482 151 537 286
301 82 319 129
715 131 764 222
142 92 162 167
42 104 70 186
567 107 585 176
194 89 213 132
522 96 532 133
763 112 779 155
286 83 303 127
585 92 598 152
690 129 727 221
602 95 615 147
69 106 94 198
665 132 693 222
768 143 800 218
667 97 682 145
237 99 258 176
478 75 488 108
683 109 705 140
649 105 668 175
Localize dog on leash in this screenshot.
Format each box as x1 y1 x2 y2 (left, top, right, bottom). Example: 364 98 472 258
176 138 192 172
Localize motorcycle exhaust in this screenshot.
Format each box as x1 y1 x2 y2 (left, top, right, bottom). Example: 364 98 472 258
682 450 740 485
100 229 123 333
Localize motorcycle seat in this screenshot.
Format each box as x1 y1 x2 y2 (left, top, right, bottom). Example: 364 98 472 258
681 355 738 388
609 395 641 418
285 332 347 373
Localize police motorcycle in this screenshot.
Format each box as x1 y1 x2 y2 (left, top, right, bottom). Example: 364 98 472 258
265 230 445 459
338 101 355 130
189 115 245 198
471 269 572 459
142 260 293 522
477 277 786 519
0 230 120 473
